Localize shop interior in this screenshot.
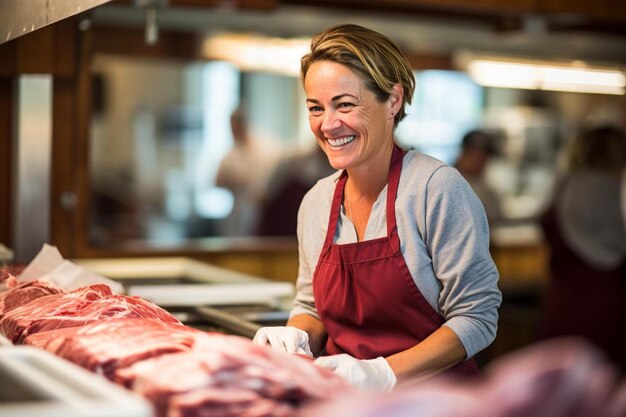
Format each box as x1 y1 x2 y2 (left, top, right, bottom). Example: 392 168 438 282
1 0 625 392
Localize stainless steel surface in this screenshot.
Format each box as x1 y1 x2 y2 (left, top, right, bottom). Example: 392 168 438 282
72 257 293 335
74 257 267 283
238 310 290 325
195 306 262 339
13 76 52 263
0 334 11 347
74 257 295 309
0 347 151 417
0 0 112 44
127 282 294 308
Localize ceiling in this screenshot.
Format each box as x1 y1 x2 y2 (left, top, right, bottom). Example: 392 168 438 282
0 0 112 44
90 3 626 66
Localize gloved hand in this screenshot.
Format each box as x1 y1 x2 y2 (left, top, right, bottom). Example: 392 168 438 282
314 354 397 392
252 326 313 357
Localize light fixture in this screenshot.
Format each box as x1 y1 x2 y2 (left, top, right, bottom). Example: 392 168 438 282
133 0 167 45
457 53 625 95
202 34 310 76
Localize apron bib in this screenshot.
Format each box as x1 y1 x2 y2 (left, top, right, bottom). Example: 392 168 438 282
313 145 479 377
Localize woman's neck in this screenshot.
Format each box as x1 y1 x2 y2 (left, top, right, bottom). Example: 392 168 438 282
346 142 394 200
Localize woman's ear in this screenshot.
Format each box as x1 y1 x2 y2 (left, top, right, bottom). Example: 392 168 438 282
389 84 403 117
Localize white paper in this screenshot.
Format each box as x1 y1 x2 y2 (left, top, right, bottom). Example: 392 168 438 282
10 244 124 294
17 243 64 282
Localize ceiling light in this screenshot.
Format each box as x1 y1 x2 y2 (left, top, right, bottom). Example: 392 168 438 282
458 53 625 95
202 34 310 77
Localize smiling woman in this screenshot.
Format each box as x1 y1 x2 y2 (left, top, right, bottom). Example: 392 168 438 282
252 24 502 392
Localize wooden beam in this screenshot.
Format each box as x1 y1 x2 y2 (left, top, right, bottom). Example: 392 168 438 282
50 78 78 256
406 52 453 70
93 25 200 60
0 79 13 247
0 19 78 77
110 0 276 10
73 24 95 257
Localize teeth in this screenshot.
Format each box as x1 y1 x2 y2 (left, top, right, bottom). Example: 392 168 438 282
327 135 355 147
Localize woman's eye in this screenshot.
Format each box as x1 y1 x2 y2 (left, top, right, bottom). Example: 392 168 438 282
337 102 354 110
308 106 323 114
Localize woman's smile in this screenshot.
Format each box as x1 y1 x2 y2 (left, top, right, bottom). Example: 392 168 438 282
327 135 356 148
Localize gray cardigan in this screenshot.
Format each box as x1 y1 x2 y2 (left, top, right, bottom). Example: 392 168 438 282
291 150 501 359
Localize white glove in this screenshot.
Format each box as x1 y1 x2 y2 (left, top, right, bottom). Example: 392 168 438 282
314 354 397 392
252 326 313 357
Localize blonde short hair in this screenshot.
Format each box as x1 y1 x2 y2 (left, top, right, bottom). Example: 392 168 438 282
301 24 415 127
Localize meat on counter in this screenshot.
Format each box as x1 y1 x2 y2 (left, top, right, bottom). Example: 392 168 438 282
0 279 354 417
0 281 181 343
0 276 66 318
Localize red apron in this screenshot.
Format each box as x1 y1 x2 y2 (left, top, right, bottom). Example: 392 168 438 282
540 189 626 372
312 145 479 377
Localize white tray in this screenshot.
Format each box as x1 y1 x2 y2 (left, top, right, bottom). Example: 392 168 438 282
0 346 152 417
126 281 294 308
0 334 12 346
74 257 295 308
73 257 264 284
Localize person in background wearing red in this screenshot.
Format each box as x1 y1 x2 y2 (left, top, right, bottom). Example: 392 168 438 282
540 125 626 373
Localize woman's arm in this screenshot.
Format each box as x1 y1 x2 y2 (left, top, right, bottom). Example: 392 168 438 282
386 325 466 381
287 313 327 356
421 166 501 360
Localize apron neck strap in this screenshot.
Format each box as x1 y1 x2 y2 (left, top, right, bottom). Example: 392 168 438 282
386 145 405 253
321 144 406 252
321 171 348 252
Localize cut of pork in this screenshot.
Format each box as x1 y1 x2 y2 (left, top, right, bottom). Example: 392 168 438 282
23 325 83 350
169 388 293 417
25 318 196 382
129 332 354 417
0 278 66 319
0 284 180 343
0 265 26 284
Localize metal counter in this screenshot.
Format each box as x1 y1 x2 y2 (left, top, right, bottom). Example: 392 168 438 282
74 257 293 337
0 347 151 417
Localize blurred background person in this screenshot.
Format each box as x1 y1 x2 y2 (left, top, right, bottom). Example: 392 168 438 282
215 105 278 236
539 125 626 373
455 129 504 225
256 145 335 236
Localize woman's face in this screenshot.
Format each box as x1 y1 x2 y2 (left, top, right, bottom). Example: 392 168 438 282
304 60 399 171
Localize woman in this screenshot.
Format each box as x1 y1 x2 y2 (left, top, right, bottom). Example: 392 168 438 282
540 125 626 373
253 24 501 391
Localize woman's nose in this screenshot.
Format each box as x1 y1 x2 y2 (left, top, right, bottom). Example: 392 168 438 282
321 110 341 134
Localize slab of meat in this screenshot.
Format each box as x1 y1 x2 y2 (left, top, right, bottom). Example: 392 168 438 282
22 325 83 350
169 388 293 417
129 332 354 417
0 264 25 284
0 278 66 319
0 284 180 343
298 338 626 417
25 318 196 382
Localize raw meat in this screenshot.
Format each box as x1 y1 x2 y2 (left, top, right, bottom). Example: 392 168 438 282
129 332 354 417
0 264 25 284
25 318 197 382
3 278 352 417
298 338 626 417
23 325 83 350
0 284 180 343
0 278 66 319
169 388 293 417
